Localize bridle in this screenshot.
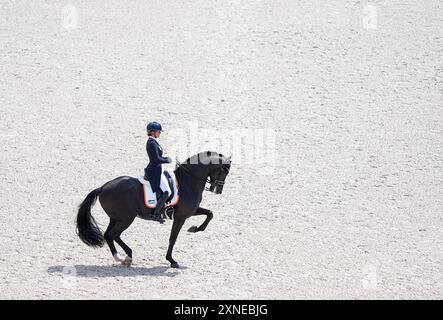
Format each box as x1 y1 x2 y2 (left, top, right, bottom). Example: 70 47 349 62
176 160 226 192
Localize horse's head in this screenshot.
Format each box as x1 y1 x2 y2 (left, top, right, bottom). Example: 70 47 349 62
177 151 232 194
208 155 231 194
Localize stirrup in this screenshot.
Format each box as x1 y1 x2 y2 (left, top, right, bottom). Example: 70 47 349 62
164 207 174 219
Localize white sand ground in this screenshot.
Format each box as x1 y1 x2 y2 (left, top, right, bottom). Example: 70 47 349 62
0 0 442 299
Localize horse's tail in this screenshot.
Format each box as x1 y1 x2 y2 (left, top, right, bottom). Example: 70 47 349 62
76 187 105 247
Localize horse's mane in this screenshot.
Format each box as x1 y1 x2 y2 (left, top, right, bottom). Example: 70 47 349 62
181 151 226 165
174 151 230 182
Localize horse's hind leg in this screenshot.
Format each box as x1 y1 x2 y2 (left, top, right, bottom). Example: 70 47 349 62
112 220 134 266
115 237 132 260
104 219 118 257
105 218 134 266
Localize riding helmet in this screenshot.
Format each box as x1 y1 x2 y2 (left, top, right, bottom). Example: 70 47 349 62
146 121 163 132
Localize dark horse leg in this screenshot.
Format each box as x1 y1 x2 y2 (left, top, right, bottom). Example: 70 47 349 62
104 219 117 256
187 207 213 233
115 236 132 259
166 216 186 268
104 217 134 266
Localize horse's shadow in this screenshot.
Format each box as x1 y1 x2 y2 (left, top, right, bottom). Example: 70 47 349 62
47 264 183 278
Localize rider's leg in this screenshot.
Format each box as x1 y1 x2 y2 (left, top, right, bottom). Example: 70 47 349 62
152 191 168 219
159 172 172 201
152 174 171 220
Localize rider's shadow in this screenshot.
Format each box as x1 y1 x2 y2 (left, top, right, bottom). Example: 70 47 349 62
47 264 182 278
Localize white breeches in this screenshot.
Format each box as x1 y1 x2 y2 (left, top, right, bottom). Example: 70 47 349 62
159 165 172 195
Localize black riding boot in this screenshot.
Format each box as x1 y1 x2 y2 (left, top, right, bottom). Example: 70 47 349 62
151 191 169 223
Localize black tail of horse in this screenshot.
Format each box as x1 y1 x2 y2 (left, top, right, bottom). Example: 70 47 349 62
76 187 105 247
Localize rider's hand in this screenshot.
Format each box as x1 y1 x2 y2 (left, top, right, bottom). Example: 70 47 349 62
166 157 172 163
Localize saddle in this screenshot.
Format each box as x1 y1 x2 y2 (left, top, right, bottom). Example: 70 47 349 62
137 169 179 209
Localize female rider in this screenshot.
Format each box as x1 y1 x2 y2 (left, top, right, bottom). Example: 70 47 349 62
144 121 172 222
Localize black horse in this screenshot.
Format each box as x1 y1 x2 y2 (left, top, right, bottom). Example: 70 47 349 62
76 151 231 268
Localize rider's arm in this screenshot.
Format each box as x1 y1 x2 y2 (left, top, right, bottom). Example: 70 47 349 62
147 142 172 165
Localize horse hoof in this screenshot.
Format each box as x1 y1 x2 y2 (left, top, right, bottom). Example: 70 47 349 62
170 262 179 268
187 226 198 233
113 253 125 263
122 256 132 267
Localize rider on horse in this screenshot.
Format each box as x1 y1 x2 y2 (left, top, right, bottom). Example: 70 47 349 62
144 121 172 222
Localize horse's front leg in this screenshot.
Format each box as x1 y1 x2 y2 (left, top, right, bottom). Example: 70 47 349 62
187 207 213 233
166 216 186 268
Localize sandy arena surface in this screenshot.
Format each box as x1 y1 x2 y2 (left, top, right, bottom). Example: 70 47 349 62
0 0 442 299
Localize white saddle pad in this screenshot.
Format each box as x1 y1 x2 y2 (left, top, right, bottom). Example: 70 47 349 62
137 170 179 208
